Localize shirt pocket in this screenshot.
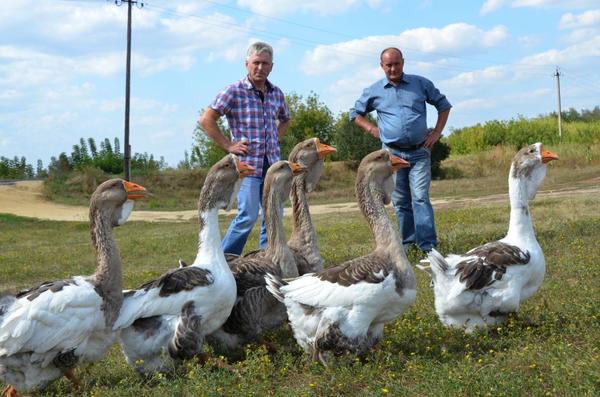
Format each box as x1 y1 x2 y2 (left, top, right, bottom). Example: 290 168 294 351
400 90 426 113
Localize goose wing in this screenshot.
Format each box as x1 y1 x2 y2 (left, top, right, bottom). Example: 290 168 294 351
281 253 394 308
229 257 279 296
452 242 530 290
0 277 105 357
114 267 214 330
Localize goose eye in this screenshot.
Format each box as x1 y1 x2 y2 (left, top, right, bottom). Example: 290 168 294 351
529 148 535 154
224 163 230 168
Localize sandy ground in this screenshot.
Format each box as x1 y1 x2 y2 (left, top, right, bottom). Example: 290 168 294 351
0 180 598 222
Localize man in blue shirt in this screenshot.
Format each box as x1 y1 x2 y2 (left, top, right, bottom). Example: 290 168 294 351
350 47 451 254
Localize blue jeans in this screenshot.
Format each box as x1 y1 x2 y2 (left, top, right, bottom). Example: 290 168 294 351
222 176 268 256
386 145 437 252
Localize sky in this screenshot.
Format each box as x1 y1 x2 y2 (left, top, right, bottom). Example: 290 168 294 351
1 0 599 168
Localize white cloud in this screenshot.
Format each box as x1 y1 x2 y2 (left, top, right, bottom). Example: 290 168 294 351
237 0 360 16
440 35 600 91
560 9 600 29
301 23 507 75
481 0 598 14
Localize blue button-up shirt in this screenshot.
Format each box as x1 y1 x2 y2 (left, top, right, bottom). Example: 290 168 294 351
349 74 452 146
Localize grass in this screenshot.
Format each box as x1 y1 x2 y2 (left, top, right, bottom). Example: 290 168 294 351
1 189 599 395
41 142 600 209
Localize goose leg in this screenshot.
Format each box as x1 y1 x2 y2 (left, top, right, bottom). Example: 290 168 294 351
64 368 82 389
2 385 21 397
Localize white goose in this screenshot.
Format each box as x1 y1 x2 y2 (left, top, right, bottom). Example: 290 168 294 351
421 142 559 332
115 154 254 375
208 160 307 350
265 149 414 365
0 179 146 396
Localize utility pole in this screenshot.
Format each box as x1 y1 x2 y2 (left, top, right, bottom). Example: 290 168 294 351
113 0 143 181
554 67 563 141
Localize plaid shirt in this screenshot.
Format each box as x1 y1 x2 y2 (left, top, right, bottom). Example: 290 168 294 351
210 76 290 177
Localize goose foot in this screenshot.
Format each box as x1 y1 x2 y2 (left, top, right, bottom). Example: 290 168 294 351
313 350 329 368
64 368 82 389
2 385 21 397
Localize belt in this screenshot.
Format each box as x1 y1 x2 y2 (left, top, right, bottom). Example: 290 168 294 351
385 140 425 151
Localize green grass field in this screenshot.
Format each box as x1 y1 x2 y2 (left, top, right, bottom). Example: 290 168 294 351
1 189 599 395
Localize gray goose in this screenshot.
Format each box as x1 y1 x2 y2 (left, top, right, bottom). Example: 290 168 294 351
114 154 254 375
207 160 307 350
266 149 414 365
0 179 146 396
287 138 336 275
226 138 336 275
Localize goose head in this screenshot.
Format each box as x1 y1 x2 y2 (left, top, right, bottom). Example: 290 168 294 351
200 154 255 211
288 137 337 192
264 160 308 203
510 142 559 200
356 149 409 205
90 179 147 227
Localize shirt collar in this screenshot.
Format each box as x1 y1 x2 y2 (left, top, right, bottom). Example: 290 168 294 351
242 75 273 92
382 74 408 88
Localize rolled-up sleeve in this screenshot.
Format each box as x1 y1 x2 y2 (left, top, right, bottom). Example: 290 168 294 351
424 80 452 113
349 86 374 121
210 87 233 116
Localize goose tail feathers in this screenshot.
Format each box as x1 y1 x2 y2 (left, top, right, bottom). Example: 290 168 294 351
264 273 286 303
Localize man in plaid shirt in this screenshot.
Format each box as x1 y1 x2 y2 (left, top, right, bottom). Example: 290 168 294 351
200 42 290 255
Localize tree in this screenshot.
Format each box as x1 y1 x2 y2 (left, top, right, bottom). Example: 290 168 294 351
189 111 229 168
280 92 335 158
331 112 381 162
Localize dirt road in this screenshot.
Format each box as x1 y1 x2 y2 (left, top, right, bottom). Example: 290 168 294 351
0 180 598 222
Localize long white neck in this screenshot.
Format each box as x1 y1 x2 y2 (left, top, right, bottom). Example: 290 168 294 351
506 173 535 241
193 208 226 269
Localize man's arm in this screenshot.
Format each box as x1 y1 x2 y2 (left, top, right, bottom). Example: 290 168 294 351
353 114 380 139
277 119 290 137
199 108 248 155
423 108 450 149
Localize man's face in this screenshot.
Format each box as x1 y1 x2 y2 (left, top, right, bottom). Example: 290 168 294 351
380 50 404 84
245 52 273 86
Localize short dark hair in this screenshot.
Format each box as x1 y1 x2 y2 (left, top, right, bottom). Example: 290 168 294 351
380 47 403 61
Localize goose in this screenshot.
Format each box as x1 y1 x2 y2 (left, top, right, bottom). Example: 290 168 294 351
287 138 337 275
207 160 307 350
226 138 336 275
420 142 559 332
265 149 413 365
114 154 255 375
0 179 146 396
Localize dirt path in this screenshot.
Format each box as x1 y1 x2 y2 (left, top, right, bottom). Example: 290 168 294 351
1 180 598 222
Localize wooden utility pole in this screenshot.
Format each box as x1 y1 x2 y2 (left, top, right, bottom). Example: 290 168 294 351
113 0 143 180
554 67 563 141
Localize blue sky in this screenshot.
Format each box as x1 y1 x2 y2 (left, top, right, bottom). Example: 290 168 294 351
1 0 599 168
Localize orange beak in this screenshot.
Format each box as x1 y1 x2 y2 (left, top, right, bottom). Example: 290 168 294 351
315 138 337 159
390 155 410 171
235 157 256 179
123 180 147 200
540 145 559 164
290 161 308 176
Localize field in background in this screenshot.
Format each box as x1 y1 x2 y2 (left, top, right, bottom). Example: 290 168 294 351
1 187 598 395
41 142 600 209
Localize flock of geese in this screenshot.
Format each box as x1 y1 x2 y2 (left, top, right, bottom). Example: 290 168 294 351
0 139 558 395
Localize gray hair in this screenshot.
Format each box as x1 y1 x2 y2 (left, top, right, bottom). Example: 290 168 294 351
246 42 273 60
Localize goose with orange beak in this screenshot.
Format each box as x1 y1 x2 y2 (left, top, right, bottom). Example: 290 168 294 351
266 149 415 365
420 142 559 332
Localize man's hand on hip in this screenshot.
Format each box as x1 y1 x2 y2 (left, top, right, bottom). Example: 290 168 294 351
227 140 249 155
423 129 442 149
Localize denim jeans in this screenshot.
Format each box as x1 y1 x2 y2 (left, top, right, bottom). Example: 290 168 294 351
222 175 268 255
385 145 437 252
